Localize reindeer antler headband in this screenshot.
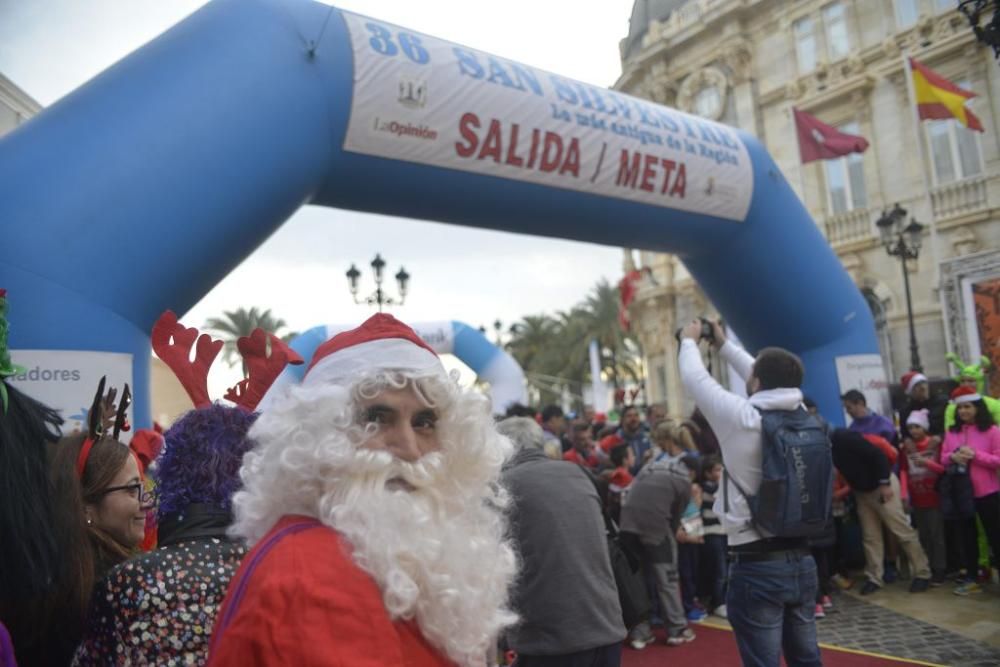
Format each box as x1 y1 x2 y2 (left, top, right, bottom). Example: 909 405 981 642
152 310 302 412
75 376 132 479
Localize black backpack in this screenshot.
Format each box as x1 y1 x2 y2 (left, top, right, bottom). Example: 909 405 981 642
726 408 834 538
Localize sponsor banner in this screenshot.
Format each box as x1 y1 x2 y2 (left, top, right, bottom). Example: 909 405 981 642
412 321 455 354
341 11 753 222
835 354 891 422
6 350 133 434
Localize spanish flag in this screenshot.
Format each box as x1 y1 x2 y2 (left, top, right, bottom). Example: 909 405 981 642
910 57 984 132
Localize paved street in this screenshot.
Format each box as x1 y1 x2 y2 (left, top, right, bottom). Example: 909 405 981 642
705 580 1000 666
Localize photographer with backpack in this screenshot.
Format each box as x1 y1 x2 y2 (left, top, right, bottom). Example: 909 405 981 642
678 319 829 667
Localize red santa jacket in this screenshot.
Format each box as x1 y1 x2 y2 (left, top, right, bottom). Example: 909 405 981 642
208 515 455 667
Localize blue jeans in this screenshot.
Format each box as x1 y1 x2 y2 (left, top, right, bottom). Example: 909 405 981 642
678 542 699 613
726 553 822 667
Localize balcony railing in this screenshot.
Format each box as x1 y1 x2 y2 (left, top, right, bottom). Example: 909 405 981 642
931 176 988 220
824 208 872 246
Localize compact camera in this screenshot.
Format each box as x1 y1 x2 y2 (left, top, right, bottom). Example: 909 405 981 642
675 317 716 344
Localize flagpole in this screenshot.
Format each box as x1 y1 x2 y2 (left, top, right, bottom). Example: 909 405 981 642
790 107 810 210
902 55 944 291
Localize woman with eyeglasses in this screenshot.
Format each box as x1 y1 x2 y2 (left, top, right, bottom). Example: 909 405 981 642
71 403 257 666
40 382 150 666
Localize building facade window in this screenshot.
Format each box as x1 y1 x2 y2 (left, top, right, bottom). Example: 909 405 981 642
822 3 850 61
925 80 984 185
895 0 919 29
794 16 817 73
692 86 721 118
795 3 851 73
927 119 984 184
824 121 868 214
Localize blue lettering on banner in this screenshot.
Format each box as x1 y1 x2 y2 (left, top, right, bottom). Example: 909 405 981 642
365 21 430 64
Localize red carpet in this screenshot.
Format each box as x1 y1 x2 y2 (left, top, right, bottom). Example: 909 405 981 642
621 623 936 667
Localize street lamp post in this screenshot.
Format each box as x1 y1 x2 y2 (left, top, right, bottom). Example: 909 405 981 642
345 253 410 313
479 321 519 348
959 1 1000 60
875 204 925 373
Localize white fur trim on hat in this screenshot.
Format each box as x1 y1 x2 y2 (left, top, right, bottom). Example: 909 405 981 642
302 338 444 388
953 392 981 405
905 373 928 395
905 409 929 430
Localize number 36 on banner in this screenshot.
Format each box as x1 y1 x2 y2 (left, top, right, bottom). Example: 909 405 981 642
365 22 430 64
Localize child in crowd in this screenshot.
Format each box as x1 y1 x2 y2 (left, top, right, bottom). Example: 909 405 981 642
941 387 1000 595
676 455 705 622
697 456 727 618
607 443 635 524
900 409 947 584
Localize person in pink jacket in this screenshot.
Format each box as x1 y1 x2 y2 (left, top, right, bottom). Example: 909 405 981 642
940 386 1000 595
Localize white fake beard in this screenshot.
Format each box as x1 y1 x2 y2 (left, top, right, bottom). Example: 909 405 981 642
319 449 518 667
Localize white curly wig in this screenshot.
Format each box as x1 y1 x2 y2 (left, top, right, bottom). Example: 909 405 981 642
230 365 518 667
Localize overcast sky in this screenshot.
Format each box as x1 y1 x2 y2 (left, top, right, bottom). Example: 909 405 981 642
0 0 636 388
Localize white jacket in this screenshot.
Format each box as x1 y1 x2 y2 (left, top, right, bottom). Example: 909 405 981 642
678 339 804 546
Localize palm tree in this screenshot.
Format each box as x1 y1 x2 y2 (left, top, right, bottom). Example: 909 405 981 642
506 314 567 405
203 307 296 376
505 279 644 408
577 279 644 390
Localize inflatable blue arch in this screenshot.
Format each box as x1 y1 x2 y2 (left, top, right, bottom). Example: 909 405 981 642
0 0 881 426
275 321 528 412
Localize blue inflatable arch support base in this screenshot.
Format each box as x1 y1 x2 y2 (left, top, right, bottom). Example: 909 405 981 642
0 0 881 427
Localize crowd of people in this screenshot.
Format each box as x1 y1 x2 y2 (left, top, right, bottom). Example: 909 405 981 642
1 288 999 667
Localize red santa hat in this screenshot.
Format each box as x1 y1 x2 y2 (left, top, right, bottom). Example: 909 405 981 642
599 433 625 453
950 385 981 404
303 313 443 387
900 371 928 396
905 408 929 431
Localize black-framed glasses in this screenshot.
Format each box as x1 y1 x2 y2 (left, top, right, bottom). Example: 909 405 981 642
102 482 156 506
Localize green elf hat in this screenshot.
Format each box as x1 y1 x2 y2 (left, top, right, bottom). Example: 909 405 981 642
0 289 28 413
945 352 991 394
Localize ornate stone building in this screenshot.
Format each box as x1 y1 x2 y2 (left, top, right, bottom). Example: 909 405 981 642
0 72 40 137
617 0 1000 415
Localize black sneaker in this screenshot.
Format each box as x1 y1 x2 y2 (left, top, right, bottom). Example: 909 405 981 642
909 578 930 593
860 581 881 595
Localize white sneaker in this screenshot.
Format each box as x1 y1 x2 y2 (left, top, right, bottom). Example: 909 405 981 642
629 635 653 650
629 629 655 650
712 604 727 619
666 628 696 646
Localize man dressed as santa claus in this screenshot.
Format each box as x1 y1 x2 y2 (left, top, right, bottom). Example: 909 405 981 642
208 314 519 667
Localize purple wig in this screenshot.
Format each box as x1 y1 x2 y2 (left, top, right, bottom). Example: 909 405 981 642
156 403 258 520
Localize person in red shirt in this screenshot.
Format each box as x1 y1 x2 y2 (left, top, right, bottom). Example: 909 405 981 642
208 314 518 667
606 443 635 523
859 433 909 584
563 422 602 469
900 409 946 584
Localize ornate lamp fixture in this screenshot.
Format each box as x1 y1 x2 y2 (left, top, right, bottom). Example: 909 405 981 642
959 0 1000 60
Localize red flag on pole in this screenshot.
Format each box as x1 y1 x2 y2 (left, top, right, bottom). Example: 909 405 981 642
793 108 870 163
618 270 641 331
909 57 984 132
